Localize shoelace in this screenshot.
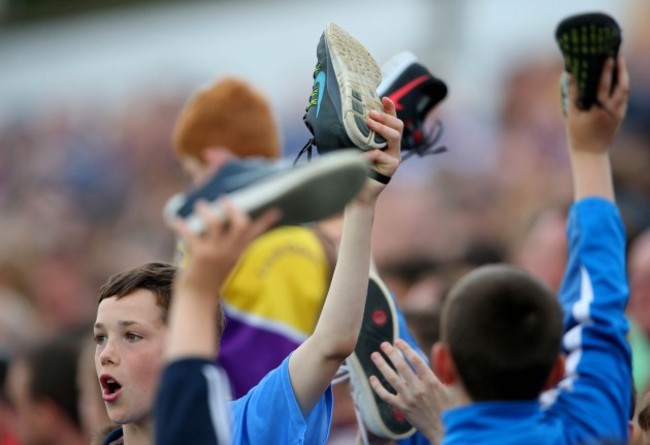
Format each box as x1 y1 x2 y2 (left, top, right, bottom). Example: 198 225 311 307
305 64 322 112
400 118 448 163
294 119 448 167
293 138 315 166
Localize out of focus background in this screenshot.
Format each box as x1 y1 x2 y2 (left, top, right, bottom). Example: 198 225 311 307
1 0 650 417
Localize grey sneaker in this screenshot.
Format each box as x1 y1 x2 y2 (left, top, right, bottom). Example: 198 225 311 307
164 150 369 234
346 271 416 440
301 22 387 160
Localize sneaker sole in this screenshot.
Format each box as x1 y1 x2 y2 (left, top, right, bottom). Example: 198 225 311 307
324 23 387 151
346 271 415 439
164 150 369 234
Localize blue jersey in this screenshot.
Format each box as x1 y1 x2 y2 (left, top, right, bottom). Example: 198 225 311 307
439 198 632 445
153 355 333 445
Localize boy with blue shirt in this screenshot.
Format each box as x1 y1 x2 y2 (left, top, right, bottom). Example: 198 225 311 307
93 97 403 445
367 56 632 445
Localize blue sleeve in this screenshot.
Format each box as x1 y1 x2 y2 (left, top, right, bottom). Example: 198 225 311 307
546 198 632 443
154 358 232 445
230 355 333 445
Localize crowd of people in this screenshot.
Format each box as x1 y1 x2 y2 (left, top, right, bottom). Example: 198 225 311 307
1 7 650 445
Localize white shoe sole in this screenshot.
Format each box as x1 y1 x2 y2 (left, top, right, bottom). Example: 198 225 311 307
325 22 387 151
164 150 369 234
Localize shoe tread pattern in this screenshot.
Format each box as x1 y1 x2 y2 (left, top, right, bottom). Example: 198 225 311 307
325 23 387 150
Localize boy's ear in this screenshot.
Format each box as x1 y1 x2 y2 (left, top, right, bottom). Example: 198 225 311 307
543 353 566 391
432 341 458 385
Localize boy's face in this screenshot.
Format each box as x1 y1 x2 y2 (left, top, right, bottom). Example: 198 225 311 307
94 289 167 425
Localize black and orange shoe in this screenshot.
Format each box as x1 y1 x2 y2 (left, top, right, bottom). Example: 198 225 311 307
345 271 416 440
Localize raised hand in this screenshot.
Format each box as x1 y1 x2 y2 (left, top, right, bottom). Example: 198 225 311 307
369 339 453 444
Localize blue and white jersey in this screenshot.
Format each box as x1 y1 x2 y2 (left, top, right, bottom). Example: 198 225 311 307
154 355 333 445
440 198 632 445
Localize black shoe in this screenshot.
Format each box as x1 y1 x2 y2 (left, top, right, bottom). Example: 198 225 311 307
301 22 387 160
378 51 448 161
346 272 416 440
164 150 369 234
555 12 622 111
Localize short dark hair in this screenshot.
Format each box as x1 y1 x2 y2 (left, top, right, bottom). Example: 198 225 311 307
441 264 563 401
24 332 83 429
98 262 224 334
98 262 176 323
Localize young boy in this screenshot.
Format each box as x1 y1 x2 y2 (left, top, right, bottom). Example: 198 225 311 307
367 57 632 445
93 97 403 445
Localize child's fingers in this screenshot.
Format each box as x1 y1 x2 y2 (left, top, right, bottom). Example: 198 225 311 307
597 57 616 103
395 339 429 378
250 208 282 238
381 96 397 118
381 341 416 381
369 375 399 405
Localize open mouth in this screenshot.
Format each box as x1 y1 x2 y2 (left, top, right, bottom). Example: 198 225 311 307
100 374 123 401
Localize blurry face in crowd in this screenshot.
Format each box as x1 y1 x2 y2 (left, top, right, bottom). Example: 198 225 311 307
7 360 49 445
93 289 167 426
629 232 650 335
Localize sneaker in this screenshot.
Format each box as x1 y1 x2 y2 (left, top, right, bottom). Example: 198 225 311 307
378 51 448 160
302 22 387 159
163 150 369 234
555 12 622 111
345 271 416 440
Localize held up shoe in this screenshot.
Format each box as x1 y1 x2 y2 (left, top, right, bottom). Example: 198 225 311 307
301 22 387 160
163 150 369 234
345 271 416 440
555 12 622 111
378 51 448 161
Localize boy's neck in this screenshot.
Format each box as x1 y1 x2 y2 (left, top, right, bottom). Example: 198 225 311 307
122 420 152 445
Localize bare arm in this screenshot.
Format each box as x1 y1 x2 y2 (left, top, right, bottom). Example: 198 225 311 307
565 56 629 201
166 200 279 361
288 97 403 415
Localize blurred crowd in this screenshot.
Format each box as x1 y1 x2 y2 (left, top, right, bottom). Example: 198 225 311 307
1 4 650 445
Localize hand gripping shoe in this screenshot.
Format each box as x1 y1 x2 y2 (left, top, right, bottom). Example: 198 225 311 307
163 150 369 234
301 22 387 159
555 12 622 111
378 51 448 161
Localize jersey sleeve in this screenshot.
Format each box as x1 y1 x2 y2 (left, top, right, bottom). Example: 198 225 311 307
155 358 232 445
230 355 333 445
545 198 632 443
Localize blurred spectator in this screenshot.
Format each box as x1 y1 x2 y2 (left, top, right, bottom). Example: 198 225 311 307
77 333 113 445
6 331 87 445
628 229 650 395
0 355 20 445
510 205 569 292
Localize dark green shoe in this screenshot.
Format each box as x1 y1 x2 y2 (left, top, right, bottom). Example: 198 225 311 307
555 12 622 111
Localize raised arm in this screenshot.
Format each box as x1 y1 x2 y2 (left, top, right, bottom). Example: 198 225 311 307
549 56 632 443
288 97 403 415
565 56 628 201
166 200 279 361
